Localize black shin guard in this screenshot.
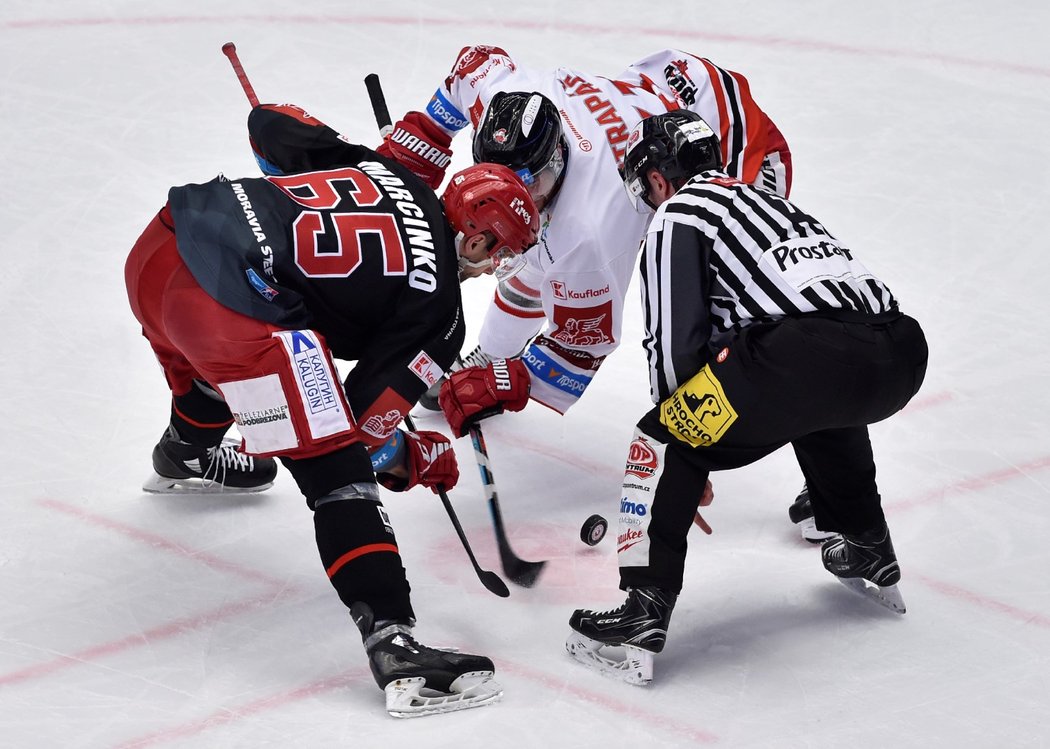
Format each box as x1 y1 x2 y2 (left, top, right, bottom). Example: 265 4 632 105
170 380 234 446
313 484 415 623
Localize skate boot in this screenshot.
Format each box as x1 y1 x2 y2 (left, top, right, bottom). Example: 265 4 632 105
142 425 277 494
565 586 677 685
822 522 906 614
417 344 495 411
789 484 839 543
351 602 502 717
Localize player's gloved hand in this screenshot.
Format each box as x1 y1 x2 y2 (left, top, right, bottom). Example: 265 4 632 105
376 429 459 494
376 111 454 189
439 359 531 438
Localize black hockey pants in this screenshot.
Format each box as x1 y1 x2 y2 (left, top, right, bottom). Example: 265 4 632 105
618 313 928 593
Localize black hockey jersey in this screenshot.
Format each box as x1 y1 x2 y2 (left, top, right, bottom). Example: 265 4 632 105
167 107 464 421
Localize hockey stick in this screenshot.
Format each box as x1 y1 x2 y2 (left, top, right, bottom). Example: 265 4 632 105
363 71 542 587
362 76 506 595
221 42 260 107
404 415 509 598
468 422 546 588
363 73 394 139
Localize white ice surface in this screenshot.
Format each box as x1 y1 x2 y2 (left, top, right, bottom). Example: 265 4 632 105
2 2 1049 747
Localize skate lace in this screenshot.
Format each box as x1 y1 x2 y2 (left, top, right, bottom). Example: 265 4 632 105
586 602 625 618
202 444 253 483
456 345 494 371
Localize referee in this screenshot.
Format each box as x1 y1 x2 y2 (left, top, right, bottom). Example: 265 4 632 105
567 110 928 684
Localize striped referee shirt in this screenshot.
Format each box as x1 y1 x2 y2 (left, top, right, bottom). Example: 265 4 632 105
640 171 898 402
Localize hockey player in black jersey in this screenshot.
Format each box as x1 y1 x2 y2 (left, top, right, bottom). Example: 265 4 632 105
566 110 928 684
125 103 538 716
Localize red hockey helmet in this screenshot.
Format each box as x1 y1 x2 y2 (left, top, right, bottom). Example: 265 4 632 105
442 163 540 280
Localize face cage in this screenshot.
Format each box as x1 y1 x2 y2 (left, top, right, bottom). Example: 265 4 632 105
491 245 528 281
456 235 528 282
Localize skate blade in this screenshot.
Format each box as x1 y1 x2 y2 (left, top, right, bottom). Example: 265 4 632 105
798 517 839 543
141 473 273 495
837 577 907 614
565 631 653 685
385 672 502 718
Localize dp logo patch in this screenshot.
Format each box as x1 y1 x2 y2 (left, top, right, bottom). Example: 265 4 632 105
659 366 737 447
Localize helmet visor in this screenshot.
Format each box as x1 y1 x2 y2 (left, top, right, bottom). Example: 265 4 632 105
513 143 564 204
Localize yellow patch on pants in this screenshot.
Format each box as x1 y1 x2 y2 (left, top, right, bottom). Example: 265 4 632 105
659 366 738 447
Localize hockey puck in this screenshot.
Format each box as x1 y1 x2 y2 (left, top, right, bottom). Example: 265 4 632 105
580 514 608 546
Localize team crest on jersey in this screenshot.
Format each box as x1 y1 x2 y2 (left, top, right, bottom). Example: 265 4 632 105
663 59 698 105
359 388 413 443
551 301 614 347
659 366 738 447
361 409 403 441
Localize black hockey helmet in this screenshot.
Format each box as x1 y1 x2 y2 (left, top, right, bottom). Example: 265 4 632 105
620 109 722 211
472 91 567 205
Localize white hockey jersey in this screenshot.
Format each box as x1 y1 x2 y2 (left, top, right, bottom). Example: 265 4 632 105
423 46 791 413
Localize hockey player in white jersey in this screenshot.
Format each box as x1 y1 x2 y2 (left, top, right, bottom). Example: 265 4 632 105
376 46 791 425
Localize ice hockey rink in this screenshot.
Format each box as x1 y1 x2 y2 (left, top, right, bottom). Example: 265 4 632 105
2 1 1049 746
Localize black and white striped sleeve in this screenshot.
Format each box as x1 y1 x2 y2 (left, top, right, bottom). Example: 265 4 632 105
639 217 713 403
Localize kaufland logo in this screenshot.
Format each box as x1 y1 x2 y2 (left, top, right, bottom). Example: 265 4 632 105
550 281 609 301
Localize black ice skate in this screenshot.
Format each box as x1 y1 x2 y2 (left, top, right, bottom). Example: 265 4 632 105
142 426 277 494
565 587 677 685
788 484 839 543
822 522 906 614
417 344 495 411
351 603 502 717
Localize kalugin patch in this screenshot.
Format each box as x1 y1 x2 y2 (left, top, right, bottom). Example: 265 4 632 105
659 366 738 447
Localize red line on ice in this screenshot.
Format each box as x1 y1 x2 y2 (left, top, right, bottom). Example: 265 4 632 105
38 498 285 586
0 590 293 687
912 574 1050 629
113 669 367 748
885 454 1050 513
3 15 1048 79
0 500 301 688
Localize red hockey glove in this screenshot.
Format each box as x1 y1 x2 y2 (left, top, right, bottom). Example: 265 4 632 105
376 111 454 189
377 429 459 494
439 359 531 438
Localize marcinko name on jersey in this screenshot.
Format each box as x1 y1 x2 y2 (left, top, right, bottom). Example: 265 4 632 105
359 160 439 293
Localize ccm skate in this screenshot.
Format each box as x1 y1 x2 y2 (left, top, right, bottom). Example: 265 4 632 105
352 603 502 717
565 587 677 685
822 521 906 614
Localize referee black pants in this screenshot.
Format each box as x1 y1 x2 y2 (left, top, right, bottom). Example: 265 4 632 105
619 313 928 593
